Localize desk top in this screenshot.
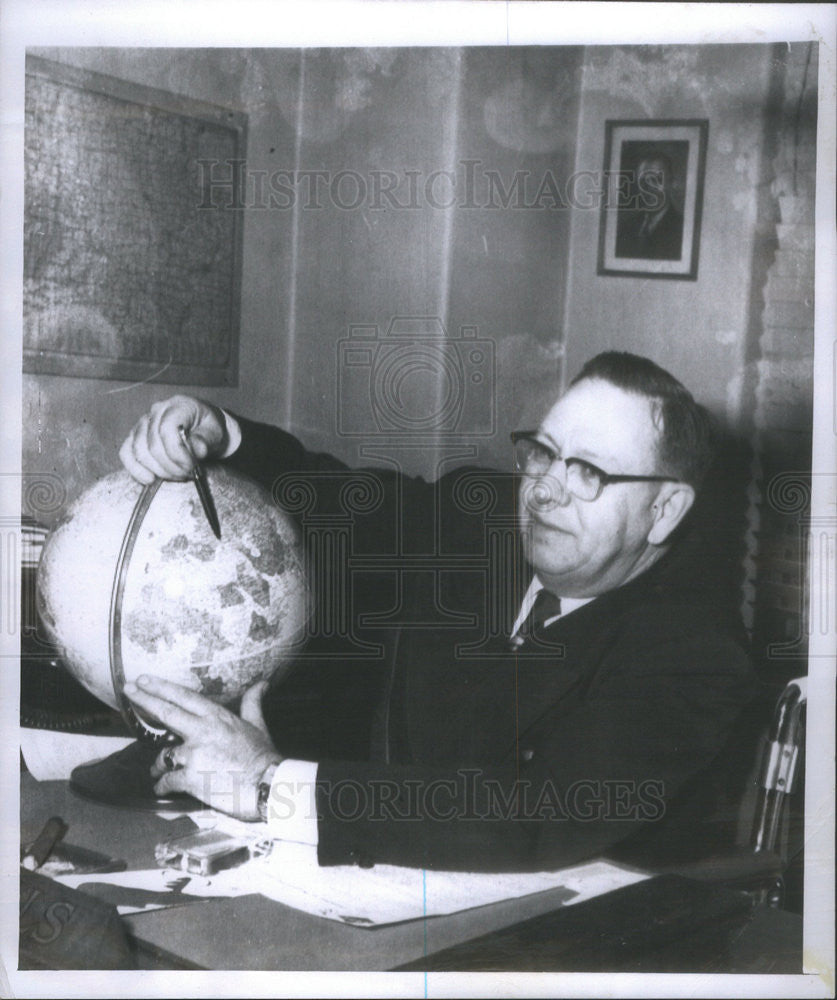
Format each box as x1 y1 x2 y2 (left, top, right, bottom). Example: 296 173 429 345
21 772 595 971
20 771 802 973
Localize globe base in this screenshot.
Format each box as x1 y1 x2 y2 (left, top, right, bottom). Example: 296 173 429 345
70 740 204 812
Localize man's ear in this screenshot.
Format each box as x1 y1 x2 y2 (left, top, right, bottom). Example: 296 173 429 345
647 483 695 545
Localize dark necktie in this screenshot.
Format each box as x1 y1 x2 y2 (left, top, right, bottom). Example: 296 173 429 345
516 588 562 646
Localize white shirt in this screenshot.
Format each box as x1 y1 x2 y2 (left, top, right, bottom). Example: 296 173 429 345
265 578 595 844
509 576 594 640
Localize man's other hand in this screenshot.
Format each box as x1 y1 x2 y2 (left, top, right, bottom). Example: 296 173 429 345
124 675 281 820
119 395 240 484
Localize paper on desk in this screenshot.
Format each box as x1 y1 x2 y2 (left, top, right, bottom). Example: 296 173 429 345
53 867 238 915
21 728 133 780
55 848 649 926
231 843 650 926
51 808 649 926
178 812 651 925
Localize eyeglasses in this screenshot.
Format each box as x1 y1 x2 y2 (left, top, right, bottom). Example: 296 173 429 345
510 430 680 503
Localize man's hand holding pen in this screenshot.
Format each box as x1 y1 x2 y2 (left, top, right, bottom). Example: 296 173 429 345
178 425 222 539
118 395 241 485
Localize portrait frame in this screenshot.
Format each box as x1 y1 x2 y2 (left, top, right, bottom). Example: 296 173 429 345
597 119 708 280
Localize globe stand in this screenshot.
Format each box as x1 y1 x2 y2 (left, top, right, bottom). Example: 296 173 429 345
70 480 199 811
69 739 203 812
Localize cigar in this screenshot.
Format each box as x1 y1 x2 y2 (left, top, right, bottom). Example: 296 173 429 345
21 816 68 871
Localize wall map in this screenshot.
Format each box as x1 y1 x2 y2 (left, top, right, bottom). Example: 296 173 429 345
24 56 245 386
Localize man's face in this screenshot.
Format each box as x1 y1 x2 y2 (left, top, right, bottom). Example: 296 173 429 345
637 157 671 212
517 378 667 598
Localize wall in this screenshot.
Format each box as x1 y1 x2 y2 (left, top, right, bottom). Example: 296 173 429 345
23 46 583 524
23 47 294 523
563 45 785 421
288 47 582 476
23 44 817 664
744 43 817 674
561 43 817 666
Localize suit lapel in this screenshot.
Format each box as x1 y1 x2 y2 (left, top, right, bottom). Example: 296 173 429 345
507 618 586 743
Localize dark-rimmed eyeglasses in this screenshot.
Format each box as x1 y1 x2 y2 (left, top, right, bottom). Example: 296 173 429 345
510 430 680 503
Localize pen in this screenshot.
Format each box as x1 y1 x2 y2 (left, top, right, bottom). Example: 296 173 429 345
22 816 68 871
178 426 222 540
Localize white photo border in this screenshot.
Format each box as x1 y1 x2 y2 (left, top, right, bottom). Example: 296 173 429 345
1 4 835 1000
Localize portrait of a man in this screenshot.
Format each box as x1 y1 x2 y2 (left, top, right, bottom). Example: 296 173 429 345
615 149 686 260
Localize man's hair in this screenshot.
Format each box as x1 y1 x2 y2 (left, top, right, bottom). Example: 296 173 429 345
638 152 673 176
570 351 715 489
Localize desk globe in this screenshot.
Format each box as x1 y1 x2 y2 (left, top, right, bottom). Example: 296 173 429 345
37 465 310 731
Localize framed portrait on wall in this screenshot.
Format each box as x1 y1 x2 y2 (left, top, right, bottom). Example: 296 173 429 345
597 119 708 280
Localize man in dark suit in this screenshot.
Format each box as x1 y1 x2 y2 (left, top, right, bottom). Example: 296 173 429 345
120 352 755 872
615 154 685 261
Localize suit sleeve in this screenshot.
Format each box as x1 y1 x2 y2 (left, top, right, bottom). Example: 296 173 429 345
224 414 756 873
313 611 755 872
225 413 353 492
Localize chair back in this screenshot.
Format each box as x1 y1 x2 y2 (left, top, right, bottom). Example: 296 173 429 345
750 677 807 856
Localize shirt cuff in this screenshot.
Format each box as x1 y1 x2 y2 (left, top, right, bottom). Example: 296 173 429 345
219 408 242 459
264 758 319 845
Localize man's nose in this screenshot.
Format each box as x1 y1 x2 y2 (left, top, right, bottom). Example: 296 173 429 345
521 467 571 511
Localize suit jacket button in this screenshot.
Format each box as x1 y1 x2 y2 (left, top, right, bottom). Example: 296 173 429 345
521 748 535 762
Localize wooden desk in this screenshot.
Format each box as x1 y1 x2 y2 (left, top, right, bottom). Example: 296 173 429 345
20 771 802 973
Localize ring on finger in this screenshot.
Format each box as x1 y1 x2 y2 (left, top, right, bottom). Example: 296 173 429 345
162 745 182 772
